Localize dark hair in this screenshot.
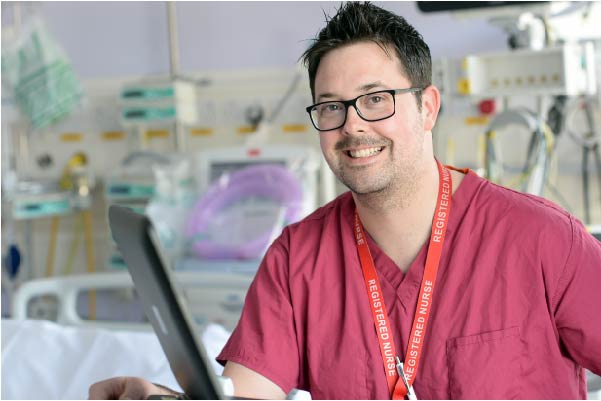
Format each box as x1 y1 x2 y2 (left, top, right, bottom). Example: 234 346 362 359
301 2 431 109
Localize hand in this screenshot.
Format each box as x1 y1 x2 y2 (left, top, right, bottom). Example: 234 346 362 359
88 376 178 400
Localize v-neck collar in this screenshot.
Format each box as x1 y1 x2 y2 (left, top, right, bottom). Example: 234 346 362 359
351 169 481 308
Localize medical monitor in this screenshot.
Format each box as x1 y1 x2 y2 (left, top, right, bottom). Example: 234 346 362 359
195 145 325 217
417 2 547 13
417 1 553 21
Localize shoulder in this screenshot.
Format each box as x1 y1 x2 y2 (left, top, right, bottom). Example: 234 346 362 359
465 171 573 233
296 191 354 224
456 172 601 293
454 171 583 269
264 192 354 265
259 191 353 278
280 192 353 239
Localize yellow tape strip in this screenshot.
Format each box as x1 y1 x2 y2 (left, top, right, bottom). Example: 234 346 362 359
60 133 83 142
464 116 489 126
190 127 214 136
144 130 170 139
282 124 308 133
237 126 255 135
101 131 125 141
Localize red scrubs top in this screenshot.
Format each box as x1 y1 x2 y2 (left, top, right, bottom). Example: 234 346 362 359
217 170 601 399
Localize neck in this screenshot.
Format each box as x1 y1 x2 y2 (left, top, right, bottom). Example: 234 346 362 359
353 159 440 272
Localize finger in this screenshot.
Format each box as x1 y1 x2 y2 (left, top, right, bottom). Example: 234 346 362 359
88 377 125 400
121 377 153 400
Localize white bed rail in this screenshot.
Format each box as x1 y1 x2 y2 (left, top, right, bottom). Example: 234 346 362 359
11 271 253 331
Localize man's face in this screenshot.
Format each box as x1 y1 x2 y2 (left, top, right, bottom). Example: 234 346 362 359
314 41 429 196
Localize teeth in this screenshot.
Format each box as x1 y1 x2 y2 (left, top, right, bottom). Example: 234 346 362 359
349 147 383 158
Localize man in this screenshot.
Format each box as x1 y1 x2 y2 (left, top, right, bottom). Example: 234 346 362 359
90 2 601 399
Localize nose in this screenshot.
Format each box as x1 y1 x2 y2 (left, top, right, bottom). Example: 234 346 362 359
341 104 366 134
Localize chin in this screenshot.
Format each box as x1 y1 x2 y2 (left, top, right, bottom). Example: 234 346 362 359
351 186 390 196
342 177 390 195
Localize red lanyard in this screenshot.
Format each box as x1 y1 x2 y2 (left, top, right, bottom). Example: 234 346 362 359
354 160 452 399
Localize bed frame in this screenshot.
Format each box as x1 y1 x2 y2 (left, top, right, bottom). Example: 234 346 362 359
11 271 253 331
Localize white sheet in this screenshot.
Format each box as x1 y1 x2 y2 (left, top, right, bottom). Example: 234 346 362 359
1 318 597 400
1 319 231 400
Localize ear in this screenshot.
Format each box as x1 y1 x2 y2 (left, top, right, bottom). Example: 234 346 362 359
420 85 441 132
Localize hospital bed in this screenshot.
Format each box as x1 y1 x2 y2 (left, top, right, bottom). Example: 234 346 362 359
9 270 254 331
3 272 600 399
1 271 246 400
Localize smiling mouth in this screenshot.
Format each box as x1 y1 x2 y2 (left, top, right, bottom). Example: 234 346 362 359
346 146 384 158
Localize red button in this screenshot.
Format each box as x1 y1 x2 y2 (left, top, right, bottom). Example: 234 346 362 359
247 148 261 157
479 99 496 115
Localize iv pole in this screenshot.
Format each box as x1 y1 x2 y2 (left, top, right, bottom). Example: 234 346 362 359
166 1 185 152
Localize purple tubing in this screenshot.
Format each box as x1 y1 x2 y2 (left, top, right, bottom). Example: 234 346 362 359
186 164 304 259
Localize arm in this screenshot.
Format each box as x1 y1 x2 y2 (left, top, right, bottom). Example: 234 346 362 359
217 229 303 396
223 361 287 399
88 364 288 400
553 217 601 374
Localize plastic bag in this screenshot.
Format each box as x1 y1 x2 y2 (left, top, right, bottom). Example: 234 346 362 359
1 17 82 128
146 158 197 262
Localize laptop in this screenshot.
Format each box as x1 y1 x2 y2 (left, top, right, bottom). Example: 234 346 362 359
108 205 225 400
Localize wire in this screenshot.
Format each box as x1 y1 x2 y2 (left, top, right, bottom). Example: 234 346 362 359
487 115 554 195
62 214 83 276
564 96 601 223
45 216 60 277
565 97 601 148
268 72 302 124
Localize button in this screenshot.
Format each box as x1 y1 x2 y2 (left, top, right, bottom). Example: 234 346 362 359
478 99 496 115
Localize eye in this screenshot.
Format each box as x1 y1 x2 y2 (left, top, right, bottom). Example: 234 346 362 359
367 94 383 104
317 103 342 115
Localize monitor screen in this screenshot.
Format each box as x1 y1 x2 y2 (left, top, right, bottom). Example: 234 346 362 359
209 160 286 183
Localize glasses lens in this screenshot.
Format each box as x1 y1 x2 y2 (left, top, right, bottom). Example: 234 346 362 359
356 91 395 121
310 102 345 131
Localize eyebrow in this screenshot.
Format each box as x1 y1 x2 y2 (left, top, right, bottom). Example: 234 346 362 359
316 81 389 102
357 81 387 92
316 92 336 102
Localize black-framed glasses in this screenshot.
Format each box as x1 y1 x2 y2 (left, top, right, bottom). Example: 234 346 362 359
305 87 423 132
